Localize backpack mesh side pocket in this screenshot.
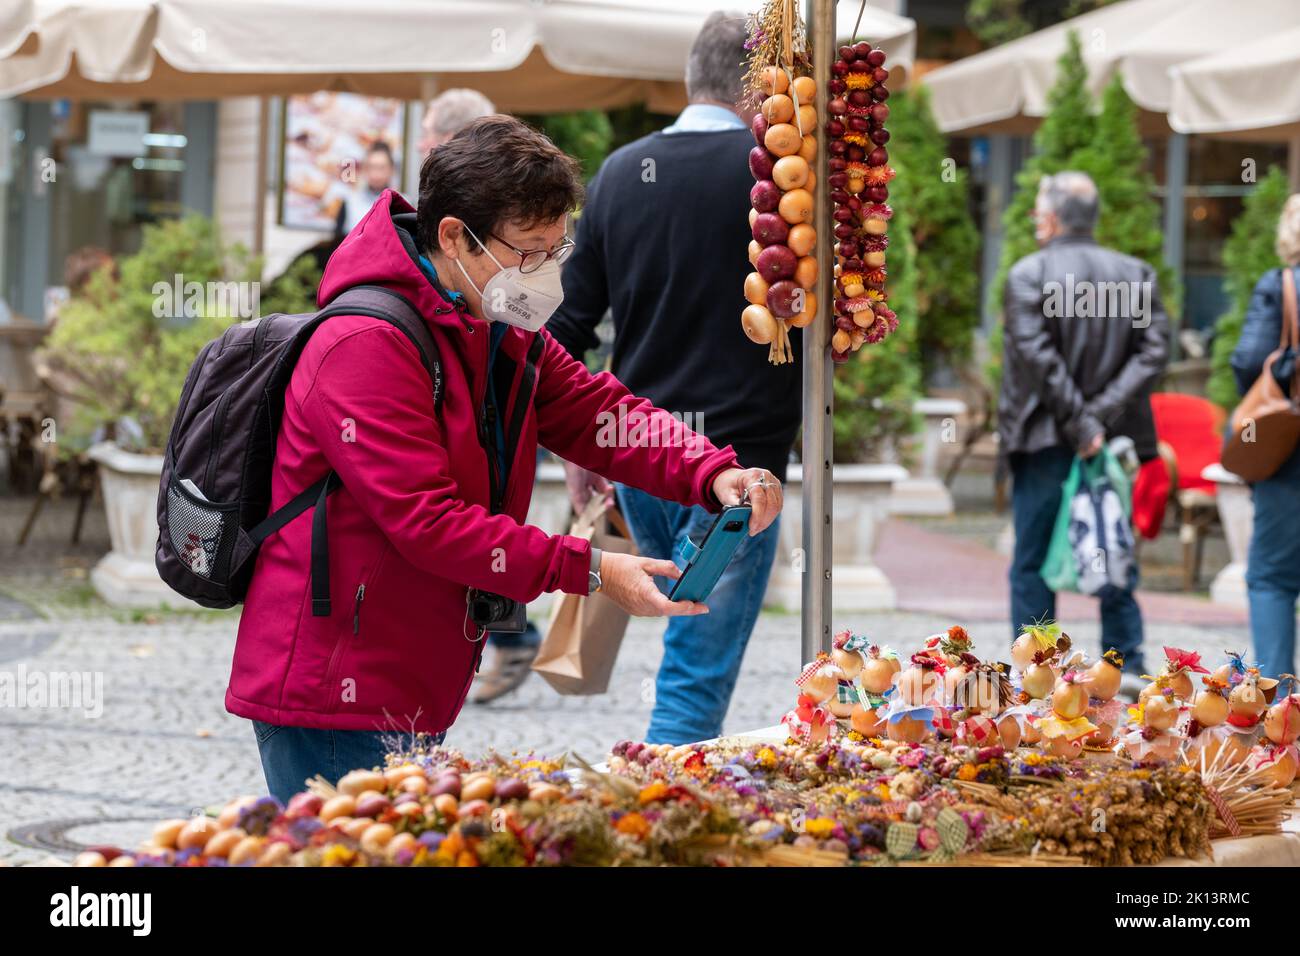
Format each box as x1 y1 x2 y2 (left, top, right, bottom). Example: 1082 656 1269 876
165 479 238 581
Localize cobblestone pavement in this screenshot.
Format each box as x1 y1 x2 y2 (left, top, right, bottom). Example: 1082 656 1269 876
0 603 1249 865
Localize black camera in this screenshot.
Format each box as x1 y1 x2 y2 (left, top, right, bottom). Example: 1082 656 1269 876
467 588 527 633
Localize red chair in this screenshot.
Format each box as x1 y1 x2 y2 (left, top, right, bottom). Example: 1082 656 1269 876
1139 393 1225 589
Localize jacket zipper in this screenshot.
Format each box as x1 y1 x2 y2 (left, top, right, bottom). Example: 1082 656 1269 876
482 402 503 513
352 584 365 635
447 641 486 728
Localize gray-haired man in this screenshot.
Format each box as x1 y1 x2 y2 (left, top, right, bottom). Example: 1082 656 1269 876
418 88 497 155
999 171 1169 675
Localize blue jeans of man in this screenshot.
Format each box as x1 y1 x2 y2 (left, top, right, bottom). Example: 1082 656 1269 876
1008 446 1145 673
252 721 445 805
616 484 780 745
1247 449 1300 679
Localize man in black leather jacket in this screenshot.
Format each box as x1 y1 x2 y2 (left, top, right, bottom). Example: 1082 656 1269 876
999 171 1169 673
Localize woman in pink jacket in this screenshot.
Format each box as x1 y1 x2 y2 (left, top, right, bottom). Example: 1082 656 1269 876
229 115 782 801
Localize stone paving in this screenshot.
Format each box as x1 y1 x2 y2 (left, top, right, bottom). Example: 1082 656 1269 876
0 496 1256 864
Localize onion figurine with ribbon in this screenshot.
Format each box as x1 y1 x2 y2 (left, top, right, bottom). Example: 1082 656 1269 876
850 702 886 737
796 652 841 703
830 629 864 680
1251 687 1300 787
1021 652 1058 700
895 653 941 707
1036 670 1097 760
1011 621 1069 672
1228 668 1272 725
784 655 841 746
1085 648 1124 701
1154 646 1210 701
859 643 901 696
1191 675 1230 727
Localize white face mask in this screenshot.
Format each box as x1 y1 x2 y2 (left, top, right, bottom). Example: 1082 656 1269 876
452 224 565 332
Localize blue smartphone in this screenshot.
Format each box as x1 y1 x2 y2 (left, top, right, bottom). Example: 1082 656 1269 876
667 505 752 603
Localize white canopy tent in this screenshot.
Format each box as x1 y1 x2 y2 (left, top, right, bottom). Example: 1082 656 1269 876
921 0 1299 136
0 0 914 111
1169 26 1300 140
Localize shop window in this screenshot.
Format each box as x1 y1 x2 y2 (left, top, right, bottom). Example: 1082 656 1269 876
46 101 192 293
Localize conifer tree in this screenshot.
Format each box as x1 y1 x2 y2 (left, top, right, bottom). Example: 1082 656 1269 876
887 85 981 385
1207 166 1290 408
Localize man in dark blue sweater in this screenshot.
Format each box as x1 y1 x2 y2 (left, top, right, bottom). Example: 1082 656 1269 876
548 12 802 744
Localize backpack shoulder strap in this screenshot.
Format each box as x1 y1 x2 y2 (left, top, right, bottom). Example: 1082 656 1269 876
318 285 444 412
253 286 444 618
1283 267 1300 351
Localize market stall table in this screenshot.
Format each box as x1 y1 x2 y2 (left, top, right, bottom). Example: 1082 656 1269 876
703 725 1300 867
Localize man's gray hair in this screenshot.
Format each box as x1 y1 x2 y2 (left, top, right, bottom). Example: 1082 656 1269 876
426 88 496 137
1038 171 1100 235
685 11 749 106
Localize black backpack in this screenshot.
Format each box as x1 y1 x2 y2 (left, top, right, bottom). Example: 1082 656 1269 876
155 285 443 614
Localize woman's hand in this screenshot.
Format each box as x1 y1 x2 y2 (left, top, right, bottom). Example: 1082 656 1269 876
711 466 782 535
597 552 708 617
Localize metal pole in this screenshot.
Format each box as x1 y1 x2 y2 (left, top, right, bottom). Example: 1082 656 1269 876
802 0 835 662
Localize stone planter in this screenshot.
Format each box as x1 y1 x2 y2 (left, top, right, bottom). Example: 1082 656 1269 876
87 442 188 608
891 397 965 516
767 462 908 611
1202 463 1252 608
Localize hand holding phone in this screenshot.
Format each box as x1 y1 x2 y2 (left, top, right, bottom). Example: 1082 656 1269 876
667 505 753 604
597 552 709 617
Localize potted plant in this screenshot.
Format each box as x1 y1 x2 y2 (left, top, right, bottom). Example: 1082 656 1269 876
38 216 318 607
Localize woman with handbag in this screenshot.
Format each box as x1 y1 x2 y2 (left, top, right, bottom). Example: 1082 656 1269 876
1228 194 1300 679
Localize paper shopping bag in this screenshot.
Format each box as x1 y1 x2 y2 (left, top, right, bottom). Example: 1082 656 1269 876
532 496 637 695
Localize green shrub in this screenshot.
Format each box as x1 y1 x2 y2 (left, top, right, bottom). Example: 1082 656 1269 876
521 110 614 183
886 85 981 385
40 216 318 454
1073 75 1178 315
988 30 1096 327
1207 165 1290 408
833 197 921 461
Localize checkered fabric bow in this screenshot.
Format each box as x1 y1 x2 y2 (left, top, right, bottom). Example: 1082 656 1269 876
956 714 996 746
795 656 836 687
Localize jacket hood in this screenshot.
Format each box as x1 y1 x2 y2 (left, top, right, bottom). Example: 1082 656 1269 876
318 188 468 329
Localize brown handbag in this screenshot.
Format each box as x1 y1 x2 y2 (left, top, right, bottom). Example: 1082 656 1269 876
1222 266 1300 482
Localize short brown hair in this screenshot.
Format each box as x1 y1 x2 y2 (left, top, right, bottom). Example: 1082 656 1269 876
417 115 583 255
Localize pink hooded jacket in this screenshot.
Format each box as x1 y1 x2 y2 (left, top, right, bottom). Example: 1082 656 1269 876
226 191 738 733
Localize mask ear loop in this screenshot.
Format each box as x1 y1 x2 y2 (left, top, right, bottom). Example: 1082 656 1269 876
450 221 507 313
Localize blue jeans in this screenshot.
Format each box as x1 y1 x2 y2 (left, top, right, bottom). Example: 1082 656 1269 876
252 720 445 805
1247 450 1300 680
1008 446 1145 673
616 484 780 745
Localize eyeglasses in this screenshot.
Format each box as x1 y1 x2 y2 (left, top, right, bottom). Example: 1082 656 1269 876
488 232 575 274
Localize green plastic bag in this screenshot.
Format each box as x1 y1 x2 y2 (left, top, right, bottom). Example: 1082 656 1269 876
1040 448 1134 595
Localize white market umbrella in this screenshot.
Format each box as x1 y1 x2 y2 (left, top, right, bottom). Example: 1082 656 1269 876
0 0 37 59
1169 25 1300 138
1 0 915 111
921 0 1299 134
